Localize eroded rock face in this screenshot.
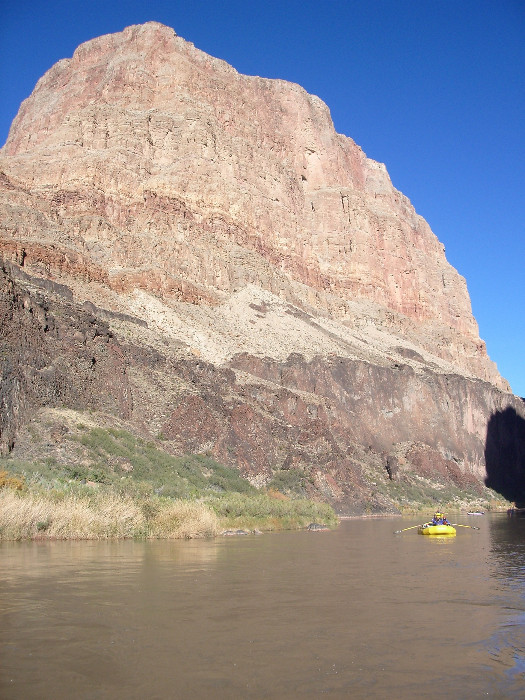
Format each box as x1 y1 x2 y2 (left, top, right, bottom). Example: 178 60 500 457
0 23 523 511
0 21 504 387
158 352 525 510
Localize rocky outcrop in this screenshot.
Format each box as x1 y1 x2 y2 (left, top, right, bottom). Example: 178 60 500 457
0 23 523 511
0 262 132 453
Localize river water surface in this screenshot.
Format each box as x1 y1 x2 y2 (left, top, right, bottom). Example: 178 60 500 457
1 514 524 699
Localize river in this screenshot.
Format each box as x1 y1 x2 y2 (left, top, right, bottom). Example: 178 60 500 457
1 514 524 699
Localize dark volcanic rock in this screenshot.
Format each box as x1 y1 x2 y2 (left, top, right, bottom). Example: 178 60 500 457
0 263 132 453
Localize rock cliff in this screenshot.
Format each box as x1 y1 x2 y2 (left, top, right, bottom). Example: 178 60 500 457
1 22 523 511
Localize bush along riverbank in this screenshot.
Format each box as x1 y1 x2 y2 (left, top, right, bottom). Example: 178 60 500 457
0 427 338 540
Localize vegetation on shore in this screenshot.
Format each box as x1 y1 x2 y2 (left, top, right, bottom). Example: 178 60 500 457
0 426 338 541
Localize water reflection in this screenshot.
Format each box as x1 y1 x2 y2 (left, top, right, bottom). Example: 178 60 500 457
1 518 524 699
1 537 222 580
480 514 525 694
488 515 525 582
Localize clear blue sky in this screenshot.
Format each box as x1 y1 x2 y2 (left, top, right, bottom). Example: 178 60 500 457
1 1 524 396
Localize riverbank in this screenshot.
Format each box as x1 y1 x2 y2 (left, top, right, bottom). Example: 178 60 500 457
0 425 340 540
0 481 338 541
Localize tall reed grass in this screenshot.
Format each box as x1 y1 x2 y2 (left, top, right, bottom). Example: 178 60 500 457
0 489 219 540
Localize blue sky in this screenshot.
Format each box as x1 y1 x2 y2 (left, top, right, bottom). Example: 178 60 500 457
1 1 524 396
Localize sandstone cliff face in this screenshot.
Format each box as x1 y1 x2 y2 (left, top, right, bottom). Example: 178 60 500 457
0 22 503 387
1 23 523 511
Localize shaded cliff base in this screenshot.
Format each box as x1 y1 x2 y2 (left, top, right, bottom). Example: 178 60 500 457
485 406 525 508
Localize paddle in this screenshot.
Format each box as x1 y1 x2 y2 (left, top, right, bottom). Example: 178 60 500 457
394 522 479 534
394 524 427 534
451 523 480 530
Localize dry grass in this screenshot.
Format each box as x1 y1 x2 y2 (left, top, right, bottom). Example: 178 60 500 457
0 470 25 490
0 490 219 541
148 500 219 539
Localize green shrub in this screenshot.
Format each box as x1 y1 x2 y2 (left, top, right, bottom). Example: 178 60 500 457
206 492 337 530
65 428 257 497
267 468 312 496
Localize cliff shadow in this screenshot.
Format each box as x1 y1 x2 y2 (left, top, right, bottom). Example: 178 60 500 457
484 404 525 507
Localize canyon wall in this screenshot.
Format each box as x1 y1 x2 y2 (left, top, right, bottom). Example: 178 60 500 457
1 22 523 510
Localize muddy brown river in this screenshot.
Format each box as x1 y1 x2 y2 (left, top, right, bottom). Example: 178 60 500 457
1 515 524 698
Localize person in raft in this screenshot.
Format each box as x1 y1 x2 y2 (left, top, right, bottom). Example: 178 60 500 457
431 512 450 525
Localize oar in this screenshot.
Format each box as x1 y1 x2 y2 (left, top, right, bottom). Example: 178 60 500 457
451 523 480 530
394 524 426 534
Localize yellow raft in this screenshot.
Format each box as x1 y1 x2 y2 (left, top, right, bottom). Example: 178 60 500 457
418 524 456 536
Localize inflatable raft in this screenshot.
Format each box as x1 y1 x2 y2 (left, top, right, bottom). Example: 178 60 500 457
418 524 456 536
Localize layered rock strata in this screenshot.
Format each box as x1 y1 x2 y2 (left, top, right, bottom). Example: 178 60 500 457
3 260 525 512
1 23 523 510
0 22 504 387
